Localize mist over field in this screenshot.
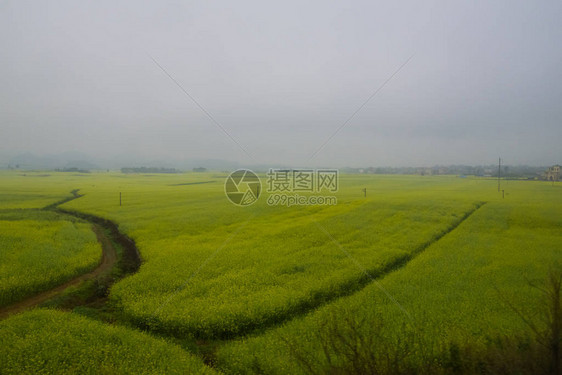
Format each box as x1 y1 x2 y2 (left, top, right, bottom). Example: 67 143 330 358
1 0 561 168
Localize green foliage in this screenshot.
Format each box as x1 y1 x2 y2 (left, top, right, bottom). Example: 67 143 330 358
1 170 560 373
0 309 216 374
55 173 485 338
215 185 562 374
0 170 85 209
0 211 101 307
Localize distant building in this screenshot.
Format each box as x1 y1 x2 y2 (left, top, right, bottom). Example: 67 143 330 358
543 165 561 181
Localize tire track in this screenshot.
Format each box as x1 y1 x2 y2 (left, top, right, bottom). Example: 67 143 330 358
0 190 141 320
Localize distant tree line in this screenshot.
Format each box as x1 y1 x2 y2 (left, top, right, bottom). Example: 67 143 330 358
121 167 178 174
55 167 90 173
342 165 551 179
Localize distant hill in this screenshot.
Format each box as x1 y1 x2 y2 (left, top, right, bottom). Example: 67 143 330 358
1 152 239 171
7 152 98 170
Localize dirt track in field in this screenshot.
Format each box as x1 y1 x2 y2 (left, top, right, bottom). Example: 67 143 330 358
0 190 141 320
0 224 117 320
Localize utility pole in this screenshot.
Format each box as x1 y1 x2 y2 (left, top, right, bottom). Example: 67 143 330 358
497 157 501 192
362 188 367 198
119 192 122 206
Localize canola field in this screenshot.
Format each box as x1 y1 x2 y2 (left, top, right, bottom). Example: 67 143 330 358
0 170 559 373
216 190 562 374
0 309 216 374
0 210 101 307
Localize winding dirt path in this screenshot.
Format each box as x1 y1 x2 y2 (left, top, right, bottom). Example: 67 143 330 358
0 224 117 319
0 190 140 320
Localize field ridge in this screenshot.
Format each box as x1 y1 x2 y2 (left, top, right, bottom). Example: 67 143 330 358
141 201 487 340
234 201 487 338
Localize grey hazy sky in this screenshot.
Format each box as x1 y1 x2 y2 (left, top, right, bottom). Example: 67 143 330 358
1 0 561 167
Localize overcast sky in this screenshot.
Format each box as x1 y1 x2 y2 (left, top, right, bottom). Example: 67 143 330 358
1 0 561 167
